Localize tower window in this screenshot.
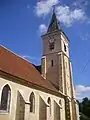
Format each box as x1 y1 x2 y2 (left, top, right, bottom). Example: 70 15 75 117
51 60 53 67
49 38 55 50
64 44 67 52
49 42 54 50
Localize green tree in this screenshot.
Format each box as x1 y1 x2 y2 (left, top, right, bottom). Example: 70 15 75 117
79 97 90 119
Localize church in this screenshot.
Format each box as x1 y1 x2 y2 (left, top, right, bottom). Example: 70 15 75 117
0 11 79 120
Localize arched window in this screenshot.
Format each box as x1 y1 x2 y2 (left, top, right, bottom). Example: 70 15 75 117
49 42 54 50
47 97 51 115
29 92 35 113
0 84 11 112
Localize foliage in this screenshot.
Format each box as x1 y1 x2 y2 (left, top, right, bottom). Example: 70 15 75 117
78 97 90 120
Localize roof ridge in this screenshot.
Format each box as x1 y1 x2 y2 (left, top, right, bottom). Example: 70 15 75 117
0 45 35 67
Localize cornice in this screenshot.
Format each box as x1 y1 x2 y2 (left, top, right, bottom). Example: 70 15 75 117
0 70 65 98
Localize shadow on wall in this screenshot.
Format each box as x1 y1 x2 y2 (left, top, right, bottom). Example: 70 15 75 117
54 100 60 120
39 96 47 120
15 91 25 120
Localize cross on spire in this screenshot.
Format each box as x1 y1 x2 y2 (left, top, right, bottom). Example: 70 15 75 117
52 2 60 13
47 4 60 33
52 4 56 13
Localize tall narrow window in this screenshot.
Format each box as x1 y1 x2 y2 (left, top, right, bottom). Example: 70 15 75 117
51 60 53 67
47 97 51 115
64 44 67 52
29 92 35 113
0 84 11 112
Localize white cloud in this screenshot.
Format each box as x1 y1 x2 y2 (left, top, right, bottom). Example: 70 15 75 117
55 5 86 26
39 24 47 34
21 55 41 65
34 0 59 17
75 85 90 101
76 85 90 93
34 0 87 26
72 0 89 8
80 33 90 41
21 55 40 61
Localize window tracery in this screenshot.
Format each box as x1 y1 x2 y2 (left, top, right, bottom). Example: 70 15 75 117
0 84 11 112
47 97 51 115
29 92 35 113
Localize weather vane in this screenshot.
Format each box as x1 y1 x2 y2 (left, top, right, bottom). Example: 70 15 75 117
52 4 56 13
52 2 60 13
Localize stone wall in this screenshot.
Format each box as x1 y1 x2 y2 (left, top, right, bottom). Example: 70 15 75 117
0 76 65 120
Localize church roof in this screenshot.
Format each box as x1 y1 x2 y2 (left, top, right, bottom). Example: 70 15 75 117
0 45 59 93
47 12 60 33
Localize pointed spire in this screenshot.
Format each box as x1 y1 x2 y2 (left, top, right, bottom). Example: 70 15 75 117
47 6 60 33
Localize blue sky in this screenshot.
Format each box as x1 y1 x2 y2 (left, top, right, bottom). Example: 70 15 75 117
0 0 90 100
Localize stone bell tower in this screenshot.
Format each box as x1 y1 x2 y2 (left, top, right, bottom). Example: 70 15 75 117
41 11 79 120
41 11 71 95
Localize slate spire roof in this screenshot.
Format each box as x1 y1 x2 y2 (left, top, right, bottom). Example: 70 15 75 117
47 11 60 33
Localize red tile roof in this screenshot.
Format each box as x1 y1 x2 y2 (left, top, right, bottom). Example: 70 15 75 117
0 45 58 93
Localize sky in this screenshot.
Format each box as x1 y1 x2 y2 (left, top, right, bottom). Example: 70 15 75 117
0 0 90 101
